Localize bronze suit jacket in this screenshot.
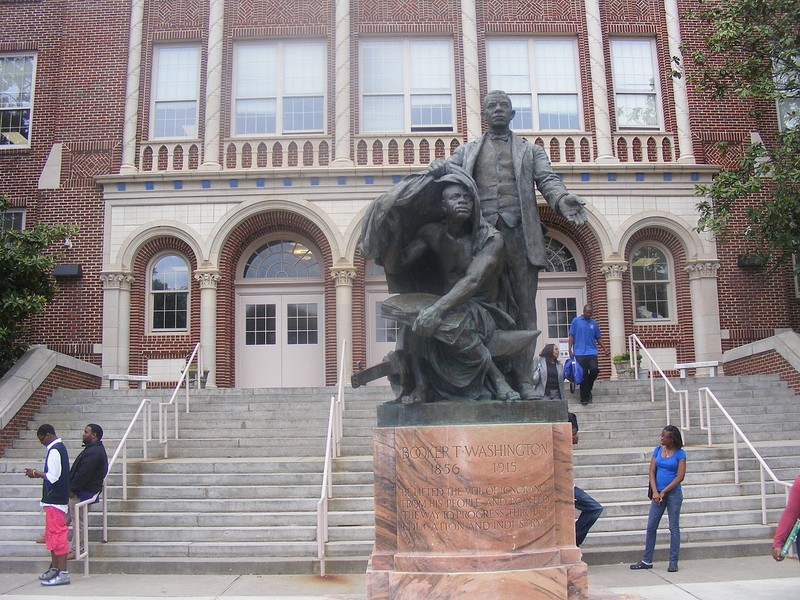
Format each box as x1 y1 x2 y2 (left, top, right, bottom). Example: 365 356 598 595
446 132 571 268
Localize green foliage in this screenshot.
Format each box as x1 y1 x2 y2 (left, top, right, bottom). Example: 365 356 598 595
0 196 78 374
685 0 800 271
613 351 642 363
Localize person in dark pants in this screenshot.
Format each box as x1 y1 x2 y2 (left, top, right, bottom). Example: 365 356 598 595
25 424 71 586
68 423 108 557
568 413 603 545
568 304 607 405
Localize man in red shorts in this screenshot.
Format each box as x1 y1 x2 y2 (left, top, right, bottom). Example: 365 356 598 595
25 424 71 586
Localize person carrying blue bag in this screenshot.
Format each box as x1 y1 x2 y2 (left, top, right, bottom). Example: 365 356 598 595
568 303 607 405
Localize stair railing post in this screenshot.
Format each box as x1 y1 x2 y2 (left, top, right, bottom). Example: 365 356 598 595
759 465 767 524
733 426 739 484
122 443 128 499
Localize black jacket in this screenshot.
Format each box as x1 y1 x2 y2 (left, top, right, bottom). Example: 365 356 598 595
69 441 108 495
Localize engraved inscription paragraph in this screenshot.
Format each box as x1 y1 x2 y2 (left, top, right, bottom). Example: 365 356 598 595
394 424 555 553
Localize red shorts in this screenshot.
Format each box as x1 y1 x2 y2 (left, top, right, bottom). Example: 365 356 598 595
44 506 69 555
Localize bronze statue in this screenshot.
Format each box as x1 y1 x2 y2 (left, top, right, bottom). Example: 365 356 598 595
429 91 588 400
356 166 536 403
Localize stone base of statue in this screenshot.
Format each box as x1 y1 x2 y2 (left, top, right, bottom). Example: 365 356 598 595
366 401 588 600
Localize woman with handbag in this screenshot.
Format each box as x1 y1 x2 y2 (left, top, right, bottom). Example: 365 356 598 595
630 425 687 573
532 343 565 400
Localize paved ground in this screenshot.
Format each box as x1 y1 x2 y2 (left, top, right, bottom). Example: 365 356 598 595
0 555 797 599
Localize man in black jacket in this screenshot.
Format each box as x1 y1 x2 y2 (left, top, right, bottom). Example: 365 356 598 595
67 424 108 556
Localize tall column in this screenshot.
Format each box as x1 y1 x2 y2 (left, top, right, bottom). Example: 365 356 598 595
664 0 696 163
331 0 354 166
201 0 224 170
461 0 483 140
584 0 618 163
685 261 723 369
100 273 134 382
120 0 144 174
601 262 628 365
332 266 356 379
195 270 221 388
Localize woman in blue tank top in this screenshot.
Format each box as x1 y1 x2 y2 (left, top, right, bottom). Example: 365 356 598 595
630 425 687 573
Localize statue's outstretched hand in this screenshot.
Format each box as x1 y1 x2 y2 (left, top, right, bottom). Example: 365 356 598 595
559 193 588 226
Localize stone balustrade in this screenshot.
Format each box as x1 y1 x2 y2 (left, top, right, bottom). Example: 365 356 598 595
134 131 678 173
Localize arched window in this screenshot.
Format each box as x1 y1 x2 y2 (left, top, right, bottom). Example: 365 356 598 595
543 237 578 272
150 254 190 331
243 239 321 279
631 244 673 321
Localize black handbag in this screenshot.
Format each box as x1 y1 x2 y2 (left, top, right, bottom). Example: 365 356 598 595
647 467 656 499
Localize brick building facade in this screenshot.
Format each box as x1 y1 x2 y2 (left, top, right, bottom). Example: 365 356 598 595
1 0 797 389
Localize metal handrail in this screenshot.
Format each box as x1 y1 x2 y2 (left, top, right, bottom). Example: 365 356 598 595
317 340 347 577
91 395 153 576
158 343 202 458
698 386 792 524
628 334 690 430
73 491 100 576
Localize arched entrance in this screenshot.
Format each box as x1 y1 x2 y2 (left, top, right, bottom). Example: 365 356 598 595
536 235 587 358
235 238 326 388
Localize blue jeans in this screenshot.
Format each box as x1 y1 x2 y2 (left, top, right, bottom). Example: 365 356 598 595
575 486 603 546
642 488 683 564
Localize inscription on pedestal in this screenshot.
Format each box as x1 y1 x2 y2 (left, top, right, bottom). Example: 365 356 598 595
395 425 555 553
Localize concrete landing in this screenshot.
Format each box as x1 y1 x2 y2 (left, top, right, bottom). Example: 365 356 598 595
0 555 797 599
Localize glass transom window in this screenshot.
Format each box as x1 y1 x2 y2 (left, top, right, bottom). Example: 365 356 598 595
631 244 671 320
234 41 325 135
543 236 578 272
361 38 453 133
243 240 321 279
487 38 580 131
0 54 35 146
152 45 199 139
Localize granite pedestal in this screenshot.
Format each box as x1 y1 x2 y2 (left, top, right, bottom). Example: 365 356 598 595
366 401 587 600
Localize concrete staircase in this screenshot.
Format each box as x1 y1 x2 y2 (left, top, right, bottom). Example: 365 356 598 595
574 375 799 564
0 387 388 575
0 375 797 574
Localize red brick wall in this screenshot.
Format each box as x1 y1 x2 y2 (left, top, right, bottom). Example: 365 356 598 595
2 0 129 365
725 350 800 396
0 367 101 456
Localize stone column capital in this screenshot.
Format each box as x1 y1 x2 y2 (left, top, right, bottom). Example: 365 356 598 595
685 261 720 280
601 263 628 281
194 270 222 289
100 272 135 290
331 267 356 286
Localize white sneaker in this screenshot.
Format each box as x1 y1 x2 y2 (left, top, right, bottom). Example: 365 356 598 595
40 571 70 586
38 567 57 581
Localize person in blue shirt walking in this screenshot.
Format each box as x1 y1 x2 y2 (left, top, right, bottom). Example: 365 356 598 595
568 304 607 405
